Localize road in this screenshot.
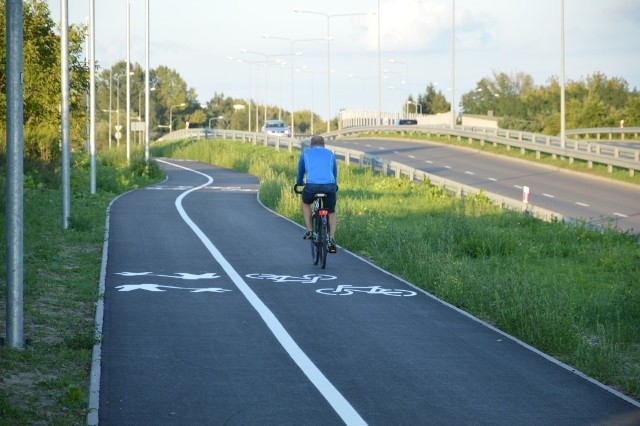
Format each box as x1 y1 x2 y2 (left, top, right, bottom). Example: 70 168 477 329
332 137 640 233
91 158 640 425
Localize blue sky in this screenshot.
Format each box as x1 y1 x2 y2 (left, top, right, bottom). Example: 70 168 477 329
48 0 640 120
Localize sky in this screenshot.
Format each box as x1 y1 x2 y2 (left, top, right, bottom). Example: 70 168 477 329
47 0 640 121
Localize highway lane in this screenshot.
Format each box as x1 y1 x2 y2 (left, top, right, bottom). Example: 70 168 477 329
331 138 640 232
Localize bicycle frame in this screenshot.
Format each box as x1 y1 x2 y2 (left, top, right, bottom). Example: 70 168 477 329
294 184 330 269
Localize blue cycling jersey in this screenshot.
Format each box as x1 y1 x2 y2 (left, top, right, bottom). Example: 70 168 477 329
296 146 337 185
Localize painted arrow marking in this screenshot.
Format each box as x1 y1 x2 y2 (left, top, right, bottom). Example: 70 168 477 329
115 272 220 280
115 284 231 293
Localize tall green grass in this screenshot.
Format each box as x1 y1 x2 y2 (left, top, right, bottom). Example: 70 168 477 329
0 146 162 424
154 138 640 400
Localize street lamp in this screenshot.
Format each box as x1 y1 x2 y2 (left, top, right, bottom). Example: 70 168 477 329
262 35 324 137
208 115 223 128
241 49 290 130
169 102 186 132
114 72 132 146
227 56 258 132
294 8 374 132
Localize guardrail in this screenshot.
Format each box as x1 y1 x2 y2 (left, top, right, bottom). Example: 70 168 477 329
158 127 571 227
321 125 640 177
565 127 640 140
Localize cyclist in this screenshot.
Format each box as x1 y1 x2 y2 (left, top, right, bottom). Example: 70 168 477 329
296 135 338 253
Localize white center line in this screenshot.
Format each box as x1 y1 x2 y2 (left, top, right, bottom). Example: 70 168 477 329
488 177 497 181
157 159 366 426
576 202 590 207
465 171 475 175
542 193 555 198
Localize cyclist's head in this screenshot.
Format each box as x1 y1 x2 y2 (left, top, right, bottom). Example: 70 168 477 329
310 135 325 147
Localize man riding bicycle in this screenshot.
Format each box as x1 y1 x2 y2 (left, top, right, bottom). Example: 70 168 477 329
296 135 338 253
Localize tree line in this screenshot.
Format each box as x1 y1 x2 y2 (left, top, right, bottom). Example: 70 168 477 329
2 0 639 167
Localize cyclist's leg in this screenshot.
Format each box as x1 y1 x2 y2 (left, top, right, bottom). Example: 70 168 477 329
301 188 315 238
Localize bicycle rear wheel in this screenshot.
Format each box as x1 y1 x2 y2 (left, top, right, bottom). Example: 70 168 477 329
318 217 328 269
311 216 320 265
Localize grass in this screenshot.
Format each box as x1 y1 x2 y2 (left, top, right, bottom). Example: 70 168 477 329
0 137 637 424
0 146 162 425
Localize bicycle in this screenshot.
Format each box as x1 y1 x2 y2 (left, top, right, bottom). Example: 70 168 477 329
294 184 330 269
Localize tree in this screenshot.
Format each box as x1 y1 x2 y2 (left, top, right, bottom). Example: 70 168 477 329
416 83 450 114
0 0 89 162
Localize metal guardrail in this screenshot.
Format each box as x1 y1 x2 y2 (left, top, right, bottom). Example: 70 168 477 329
321 125 640 177
565 127 640 139
158 127 569 226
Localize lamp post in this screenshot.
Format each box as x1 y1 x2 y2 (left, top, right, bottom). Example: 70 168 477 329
240 50 290 130
384 69 407 114
169 103 186 132
114 71 133 146
262 35 324 137
294 9 374 132
227 56 257 132
208 115 223 128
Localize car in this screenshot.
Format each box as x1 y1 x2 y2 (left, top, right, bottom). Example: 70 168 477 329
395 119 418 125
261 119 291 137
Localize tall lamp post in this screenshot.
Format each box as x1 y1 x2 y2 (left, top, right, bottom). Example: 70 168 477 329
294 9 374 132
262 35 324 137
169 103 186 132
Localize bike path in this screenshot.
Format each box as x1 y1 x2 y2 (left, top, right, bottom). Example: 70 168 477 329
95 158 640 425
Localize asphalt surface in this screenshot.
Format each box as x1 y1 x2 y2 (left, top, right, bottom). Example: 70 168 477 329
333 138 640 233
93 158 640 425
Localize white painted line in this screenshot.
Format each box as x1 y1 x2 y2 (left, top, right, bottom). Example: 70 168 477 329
488 177 497 181
514 185 523 190
408 155 416 159
378 146 385 150
445 165 452 169
465 171 475 175
542 193 555 198
156 159 366 426
425 160 433 164
613 212 628 218
576 202 590 207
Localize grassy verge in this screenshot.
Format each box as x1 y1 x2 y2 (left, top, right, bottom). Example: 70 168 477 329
153 138 640 401
0 146 162 425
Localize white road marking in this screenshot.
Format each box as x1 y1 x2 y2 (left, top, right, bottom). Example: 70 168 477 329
613 212 628 218
408 155 416 159
445 165 452 169
465 171 475 175
514 185 523 190
576 202 590 207
425 160 433 164
542 193 555 198
488 177 497 181
155 159 366 426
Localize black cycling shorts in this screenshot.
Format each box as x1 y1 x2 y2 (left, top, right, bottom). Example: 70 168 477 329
302 183 337 213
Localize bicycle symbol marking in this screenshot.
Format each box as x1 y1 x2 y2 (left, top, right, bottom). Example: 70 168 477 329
115 284 231 293
316 285 417 297
116 272 220 280
245 273 336 284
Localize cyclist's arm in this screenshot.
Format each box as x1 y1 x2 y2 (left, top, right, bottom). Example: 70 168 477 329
296 154 306 186
332 156 338 183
